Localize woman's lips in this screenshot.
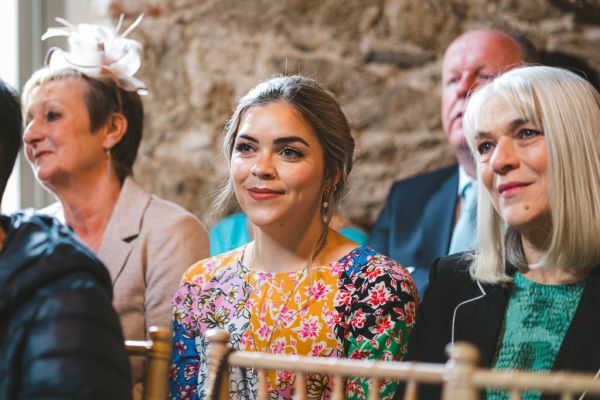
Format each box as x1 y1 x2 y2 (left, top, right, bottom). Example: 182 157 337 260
33 150 51 163
497 181 531 196
248 187 284 200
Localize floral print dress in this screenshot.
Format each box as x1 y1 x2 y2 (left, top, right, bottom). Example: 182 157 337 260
170 245 417 400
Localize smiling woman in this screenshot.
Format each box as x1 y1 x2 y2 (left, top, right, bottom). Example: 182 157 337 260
400 66 600 400
231 102 326 244
21 17 209 395
471 94 550 236
170 76 418 400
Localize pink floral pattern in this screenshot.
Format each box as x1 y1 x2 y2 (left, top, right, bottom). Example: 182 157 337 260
169 246 417 400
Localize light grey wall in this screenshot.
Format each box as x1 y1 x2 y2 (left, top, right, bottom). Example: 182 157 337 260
17 0 66 209
16 0 109 209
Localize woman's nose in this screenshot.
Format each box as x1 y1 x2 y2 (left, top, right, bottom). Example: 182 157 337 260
251 153 277 179
490 137 519 174
23 119 42 145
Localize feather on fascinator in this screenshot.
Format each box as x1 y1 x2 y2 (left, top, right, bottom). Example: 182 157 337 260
42 14 148 95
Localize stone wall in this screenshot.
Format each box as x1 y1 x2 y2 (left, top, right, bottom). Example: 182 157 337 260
111 0 600 229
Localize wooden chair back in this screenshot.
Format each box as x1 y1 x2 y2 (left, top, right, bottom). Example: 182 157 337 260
125 326 172 400
204 329 600 400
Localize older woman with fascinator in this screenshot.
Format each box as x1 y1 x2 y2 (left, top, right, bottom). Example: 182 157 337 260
170 75 418 399
22 16 209 388
401 66 600 400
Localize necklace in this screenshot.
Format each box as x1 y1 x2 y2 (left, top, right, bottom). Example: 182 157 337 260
244 231 327 351
251 266 308 352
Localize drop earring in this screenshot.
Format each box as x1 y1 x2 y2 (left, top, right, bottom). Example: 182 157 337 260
322 190 329 209
106 148 112 177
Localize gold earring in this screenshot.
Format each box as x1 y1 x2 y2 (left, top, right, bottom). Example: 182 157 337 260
106 148 112 177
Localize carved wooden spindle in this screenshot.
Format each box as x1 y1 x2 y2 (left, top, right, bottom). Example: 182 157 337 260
332 375 344 400
205 329 232 400
560 392 574 400
144 326 172 400
295 372 306 400
403 380 418 400
257 369 268 400
368 377 381 400
442 342 479 400
508 389 521 400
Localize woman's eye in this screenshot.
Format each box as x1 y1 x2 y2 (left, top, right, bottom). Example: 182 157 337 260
280 147 302 159
518 128 542 139
46 111 60 121
234 142 254 153
477 141 494 155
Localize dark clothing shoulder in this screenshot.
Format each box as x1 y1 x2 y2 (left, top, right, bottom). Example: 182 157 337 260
406 253 486 365
401 253 600 400
0 211 132 400
368 165 459 295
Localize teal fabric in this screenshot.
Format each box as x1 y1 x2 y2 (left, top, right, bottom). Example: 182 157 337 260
487 273 585 400
209 213 251 256
338 225 369 246
209 212 368 256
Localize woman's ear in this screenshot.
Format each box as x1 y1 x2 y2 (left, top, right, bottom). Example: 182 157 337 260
102 112 128 150
332 167 343 189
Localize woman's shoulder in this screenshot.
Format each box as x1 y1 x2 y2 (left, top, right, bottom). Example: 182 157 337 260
422 252 483 305
336 245 409 275
430 252 473 282
119 177 203 226
147 193 203 227
180 246 245 286
335 245 416 292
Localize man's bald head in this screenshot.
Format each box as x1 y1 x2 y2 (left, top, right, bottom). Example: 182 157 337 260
441 30 525 177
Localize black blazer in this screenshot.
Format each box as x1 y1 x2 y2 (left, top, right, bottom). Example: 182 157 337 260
398 253 600 400
368 165 459 296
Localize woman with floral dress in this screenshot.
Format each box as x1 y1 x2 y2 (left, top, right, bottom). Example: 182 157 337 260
170 75 417 400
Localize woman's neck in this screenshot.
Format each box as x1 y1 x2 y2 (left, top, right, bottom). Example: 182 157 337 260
249 217 324 273
521 231 589 285
54 173 123 252
247 219 358 273
522 268 588 285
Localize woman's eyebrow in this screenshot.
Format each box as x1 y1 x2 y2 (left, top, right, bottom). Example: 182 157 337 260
273 136 309 146
474 118 531 139
236 134 258 143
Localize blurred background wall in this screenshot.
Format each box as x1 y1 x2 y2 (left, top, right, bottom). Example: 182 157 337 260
11 0 600 229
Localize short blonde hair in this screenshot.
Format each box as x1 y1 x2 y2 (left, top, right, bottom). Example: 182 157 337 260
22 67 143 183
463 66 600 284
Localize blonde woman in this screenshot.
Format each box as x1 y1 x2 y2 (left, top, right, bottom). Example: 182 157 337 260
171 76 417 399
402 66 600 400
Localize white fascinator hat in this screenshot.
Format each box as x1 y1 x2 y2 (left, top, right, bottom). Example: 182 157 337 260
42 14 148 95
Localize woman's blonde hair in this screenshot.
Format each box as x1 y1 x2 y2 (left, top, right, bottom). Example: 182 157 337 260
463 65 600 284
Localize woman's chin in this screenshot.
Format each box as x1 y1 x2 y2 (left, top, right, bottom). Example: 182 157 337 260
34 170 58 190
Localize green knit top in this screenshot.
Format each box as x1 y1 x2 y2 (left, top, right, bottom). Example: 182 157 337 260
487 272 585 400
